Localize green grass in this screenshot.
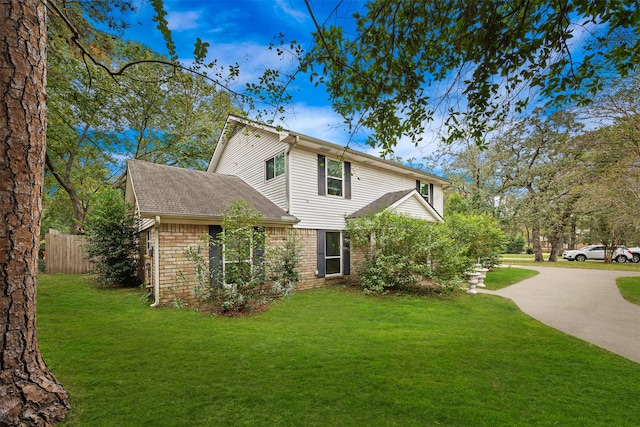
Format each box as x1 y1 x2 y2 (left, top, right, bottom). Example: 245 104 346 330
502 256 640 272
38 274 640 426
482 267 539 290
502 253 539 260
617 276 640 306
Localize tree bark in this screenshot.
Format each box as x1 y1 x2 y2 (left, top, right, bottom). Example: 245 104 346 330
0 0 71 425
532 221 544 262
548 225 564 262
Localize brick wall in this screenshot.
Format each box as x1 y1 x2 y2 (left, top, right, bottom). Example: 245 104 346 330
140 224 361 306
266 227 360 290
157 223 208 305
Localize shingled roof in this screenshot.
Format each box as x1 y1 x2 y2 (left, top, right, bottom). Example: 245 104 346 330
348 189 415 218
127 160 298 224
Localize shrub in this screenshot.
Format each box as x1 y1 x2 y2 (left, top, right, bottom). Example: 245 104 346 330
347 210 470 293
84 187 140 286
445 213 505 268
505 236 526 254
266 228 302 296
181 201 302 314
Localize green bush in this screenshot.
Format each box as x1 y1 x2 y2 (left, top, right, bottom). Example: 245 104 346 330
445 213 505 268
347 210 470 293
84 188 140 286
182 201 302 314
266 228 302 296
505 236 526 254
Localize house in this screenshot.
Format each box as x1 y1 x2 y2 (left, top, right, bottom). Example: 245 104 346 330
126 115 450 306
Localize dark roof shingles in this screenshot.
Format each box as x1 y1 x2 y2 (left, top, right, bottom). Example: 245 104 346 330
348 189 415 218
128 160 295 222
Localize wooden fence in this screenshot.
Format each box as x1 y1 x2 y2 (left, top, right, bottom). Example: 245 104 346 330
45 230 97 274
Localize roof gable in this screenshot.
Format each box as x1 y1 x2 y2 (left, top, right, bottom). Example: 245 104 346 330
349 189 443 222
127 160 297 224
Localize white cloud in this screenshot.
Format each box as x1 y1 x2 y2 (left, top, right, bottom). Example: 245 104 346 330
278 103 354 144
166 10 203 31
275 0 308 23
276 103 442 164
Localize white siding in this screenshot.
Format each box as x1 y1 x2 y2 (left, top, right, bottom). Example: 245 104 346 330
432 183 444 214
393 196 437 221
214 128 288 210
289 146 444 230
139 217 155 232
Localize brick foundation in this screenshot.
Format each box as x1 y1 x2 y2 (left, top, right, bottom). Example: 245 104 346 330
139 223 361 306
267 228 361 290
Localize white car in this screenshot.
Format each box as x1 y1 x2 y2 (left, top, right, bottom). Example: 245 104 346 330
562 245 633 263
626 247 640 263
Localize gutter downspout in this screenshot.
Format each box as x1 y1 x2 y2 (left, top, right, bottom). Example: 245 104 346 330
286 135 299 216
150 215 161 307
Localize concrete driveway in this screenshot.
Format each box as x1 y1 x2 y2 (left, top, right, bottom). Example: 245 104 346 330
480 266 640 364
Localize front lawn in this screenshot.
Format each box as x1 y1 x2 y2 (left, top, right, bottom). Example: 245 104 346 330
617 276 640 306
38 274 640 426
482 267 539 290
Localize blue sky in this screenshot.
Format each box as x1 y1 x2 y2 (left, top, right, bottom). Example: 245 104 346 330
121 1 602 164
121 1 417 158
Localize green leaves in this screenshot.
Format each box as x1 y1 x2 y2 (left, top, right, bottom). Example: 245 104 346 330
84 188 140 286
150 0 177 61
347 210 472 292
193 38 210 64
305 0 640 150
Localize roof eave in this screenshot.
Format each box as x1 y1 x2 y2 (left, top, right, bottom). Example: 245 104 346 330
213 115 451 186
137 211 299 227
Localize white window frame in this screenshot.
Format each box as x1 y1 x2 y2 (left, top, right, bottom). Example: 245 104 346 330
146 229 152 255
325 231 342 276
266 151 285 181
221 229 254 285
419 181 429 199
326 158 343 197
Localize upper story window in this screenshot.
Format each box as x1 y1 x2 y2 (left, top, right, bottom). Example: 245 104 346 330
419 182 429 199
326 158 343 196
318 154 351 199
266 152 285 181
416 180 433 205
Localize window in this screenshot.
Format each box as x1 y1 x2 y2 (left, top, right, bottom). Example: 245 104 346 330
146 229 152 255
317 229 350 278
416 180 433 204
419 182 429 199
318 155 351 199
325 231 342 275
326 158 343 196
266 152 285 181
215 227 265 286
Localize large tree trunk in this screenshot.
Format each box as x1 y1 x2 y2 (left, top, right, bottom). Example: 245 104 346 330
548 225 564 262
0 1 70 425
532 221 544 262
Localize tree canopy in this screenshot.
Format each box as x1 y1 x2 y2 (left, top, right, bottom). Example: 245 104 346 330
303 0 640 152
44 1 240 234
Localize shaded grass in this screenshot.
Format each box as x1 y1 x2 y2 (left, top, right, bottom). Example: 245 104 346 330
38 274 640 426
617 276 640 306
482 267 539 290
